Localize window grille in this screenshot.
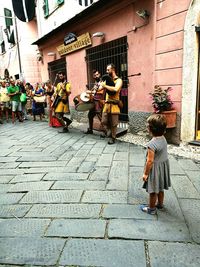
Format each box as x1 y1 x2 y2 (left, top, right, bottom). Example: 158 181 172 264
86 36 128 121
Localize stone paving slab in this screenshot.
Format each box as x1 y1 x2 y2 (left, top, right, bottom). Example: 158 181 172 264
66 157 85 167
103 204 156 220
0 184 13 193
10 174 45 183
20 166 74 173
0 169 24 175
0 176 14 184
129 152 145 167
116 141 130 152
171 175 200 199
148 241 200 267
156 188 185 222
108 219 191 242
85 153 99 162
89 167 109 181
0 205 32 218
43 172 89 181
0 157 19 163
0 238 65 265
16 156 57 162
10 151 53 157
103 145 116 153
186 222 200 244
19 147 44 152
177 158 200 171
77 161 95 173
46 219 106 238
179 199 200 224
95 153 113 166
106 177 128 190
26 204 101 218
20 190 83 204
82 190 128 204
59 239 146 267
0 162 21 169
168 156 186 175
19 161 67 168
52 180 106 190
128 167 147 204
184 170 200 193
0 193 24 205
113 151 129 161
0 219 50 237
89 147 104 155
109 161 129 180
8 181 53 192
74 149 90 157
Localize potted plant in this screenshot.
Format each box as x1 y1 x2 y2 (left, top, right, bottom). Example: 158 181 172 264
149 85 177 128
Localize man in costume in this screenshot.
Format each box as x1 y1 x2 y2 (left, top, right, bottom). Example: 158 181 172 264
53 71 72 132
84 70 103 134
100 63 123 144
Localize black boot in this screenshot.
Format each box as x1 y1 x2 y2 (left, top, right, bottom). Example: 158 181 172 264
108 138 115 145
84 128 93 134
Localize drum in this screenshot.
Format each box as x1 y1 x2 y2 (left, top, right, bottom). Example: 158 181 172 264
73 93 94 112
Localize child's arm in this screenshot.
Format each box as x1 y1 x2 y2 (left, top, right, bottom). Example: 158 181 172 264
142 148 155 181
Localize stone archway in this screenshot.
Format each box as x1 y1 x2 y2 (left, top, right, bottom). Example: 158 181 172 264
181 0 200 141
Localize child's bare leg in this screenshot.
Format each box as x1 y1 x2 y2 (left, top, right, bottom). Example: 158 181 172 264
149 193 157 209
157 191 164 207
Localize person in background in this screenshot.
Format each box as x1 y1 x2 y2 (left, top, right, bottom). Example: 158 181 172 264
100 63 123 144
25 82 34 115
52 71 72 133
16 80 27 120
0 80 10 123
140 114 171 215
45 80 61 127
32 82 45 121
7 79 23 123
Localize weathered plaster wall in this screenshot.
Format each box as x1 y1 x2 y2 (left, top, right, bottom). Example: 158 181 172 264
181 0 200 141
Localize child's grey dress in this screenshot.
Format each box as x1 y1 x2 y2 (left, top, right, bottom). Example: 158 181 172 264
144 136 171 193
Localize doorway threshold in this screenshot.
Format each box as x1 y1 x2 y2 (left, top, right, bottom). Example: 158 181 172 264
188 140 200 146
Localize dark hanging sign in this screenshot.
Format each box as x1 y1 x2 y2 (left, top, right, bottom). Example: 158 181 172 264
12 0 35 22
64 32 77 46
4 8 15 44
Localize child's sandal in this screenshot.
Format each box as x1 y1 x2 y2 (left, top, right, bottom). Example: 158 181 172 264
140 204 157 215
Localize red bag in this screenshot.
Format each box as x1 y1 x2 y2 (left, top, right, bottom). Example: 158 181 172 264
49 116 62 127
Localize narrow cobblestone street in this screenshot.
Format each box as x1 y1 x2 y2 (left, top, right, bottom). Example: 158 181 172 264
0 120 200 267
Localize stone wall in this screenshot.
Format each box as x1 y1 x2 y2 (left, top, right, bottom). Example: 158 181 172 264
128 111 181 145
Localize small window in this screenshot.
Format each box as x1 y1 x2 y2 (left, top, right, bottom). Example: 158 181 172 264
43 0 49 18
57 0 64 5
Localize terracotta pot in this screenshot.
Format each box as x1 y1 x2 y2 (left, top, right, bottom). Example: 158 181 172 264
160 110 177 128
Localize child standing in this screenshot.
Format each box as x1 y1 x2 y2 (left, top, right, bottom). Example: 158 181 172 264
140 114 171 215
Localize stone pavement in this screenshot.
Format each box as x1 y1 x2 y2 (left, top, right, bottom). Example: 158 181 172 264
0 120 200 267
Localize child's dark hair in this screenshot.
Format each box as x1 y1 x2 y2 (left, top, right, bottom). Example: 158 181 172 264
147 114 167 136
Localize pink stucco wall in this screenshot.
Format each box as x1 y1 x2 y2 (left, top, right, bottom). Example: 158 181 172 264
155 0 191 112
38 0 192 113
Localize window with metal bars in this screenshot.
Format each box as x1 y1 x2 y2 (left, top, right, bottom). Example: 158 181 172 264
48 58 66 85
86 36 128 121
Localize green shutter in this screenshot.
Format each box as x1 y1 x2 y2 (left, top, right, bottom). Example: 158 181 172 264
4 8 13 27
57 0 64 5
43 0 49 17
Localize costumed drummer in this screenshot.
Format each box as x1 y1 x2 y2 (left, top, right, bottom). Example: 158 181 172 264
84 70 103 134
53 71 72 133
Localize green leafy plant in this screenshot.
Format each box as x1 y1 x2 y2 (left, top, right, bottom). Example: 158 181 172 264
150 85 174 113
